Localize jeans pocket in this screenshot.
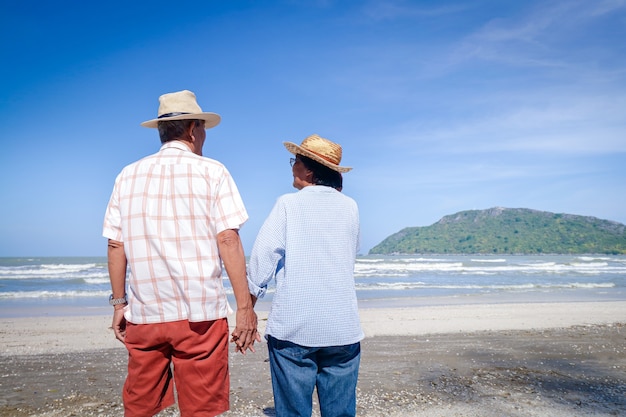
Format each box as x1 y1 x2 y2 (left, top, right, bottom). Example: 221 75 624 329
329 342 361 359
270 336 312 359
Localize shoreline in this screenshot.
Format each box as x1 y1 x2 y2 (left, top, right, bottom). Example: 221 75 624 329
2 287 624 319
1 300 625 356
1 301 625 416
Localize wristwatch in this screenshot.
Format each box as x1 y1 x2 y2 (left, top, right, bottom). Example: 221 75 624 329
109 294 128 306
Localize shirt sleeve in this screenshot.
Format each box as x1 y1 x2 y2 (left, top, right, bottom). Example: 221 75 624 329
247 198 286 298
102 175 123 242
213 168 249 234
355 200 361 254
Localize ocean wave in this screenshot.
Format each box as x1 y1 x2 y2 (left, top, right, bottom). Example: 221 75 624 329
570 262 609 268
0 264 106 279
577 256 612 262
470 258 507 263
355 281 616 291
354 262 465 275
356 257 456 264
353 259 626 277
0 271 109 280
519 262 556 267
40 263 99 271
1 255 623 300
0 290 110 299
83 278 111 285
1 263 101 272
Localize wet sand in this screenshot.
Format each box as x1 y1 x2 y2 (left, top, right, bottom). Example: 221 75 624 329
1 301 625 416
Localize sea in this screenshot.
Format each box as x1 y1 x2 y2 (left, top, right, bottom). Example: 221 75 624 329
1 255 625 318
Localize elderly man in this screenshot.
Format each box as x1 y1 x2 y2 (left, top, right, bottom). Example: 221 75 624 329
103 90 259 417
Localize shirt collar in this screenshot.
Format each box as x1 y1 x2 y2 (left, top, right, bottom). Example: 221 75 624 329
300 185 336 193
160 140 192 152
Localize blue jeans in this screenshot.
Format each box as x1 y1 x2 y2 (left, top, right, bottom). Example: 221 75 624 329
267 336 361 417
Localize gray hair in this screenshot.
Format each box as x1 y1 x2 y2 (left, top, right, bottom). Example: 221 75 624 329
158 119 202 143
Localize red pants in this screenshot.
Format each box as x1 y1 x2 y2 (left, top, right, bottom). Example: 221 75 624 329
123 318 229 417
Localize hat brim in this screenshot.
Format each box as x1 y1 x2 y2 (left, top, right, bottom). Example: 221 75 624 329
284 142 352 173
140 112 221 129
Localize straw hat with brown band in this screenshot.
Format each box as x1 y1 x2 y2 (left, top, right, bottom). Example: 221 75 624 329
283 134 352 173
140 90 221 129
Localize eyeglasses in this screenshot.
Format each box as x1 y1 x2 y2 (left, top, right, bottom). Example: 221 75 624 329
289 157 296 167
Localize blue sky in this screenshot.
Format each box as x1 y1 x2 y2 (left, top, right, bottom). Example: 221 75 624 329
1 0 625 256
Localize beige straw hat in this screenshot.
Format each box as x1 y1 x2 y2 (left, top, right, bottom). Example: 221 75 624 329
141 90 221 129
284 134 352 173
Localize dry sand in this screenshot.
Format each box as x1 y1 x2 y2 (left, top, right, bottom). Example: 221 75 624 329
1 301 625 416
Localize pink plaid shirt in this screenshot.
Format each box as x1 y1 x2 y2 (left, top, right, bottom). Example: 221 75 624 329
103 141 248 324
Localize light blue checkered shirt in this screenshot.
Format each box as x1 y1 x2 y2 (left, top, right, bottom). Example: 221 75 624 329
248 186 364 347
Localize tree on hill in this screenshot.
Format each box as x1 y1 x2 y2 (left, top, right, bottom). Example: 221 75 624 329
369 207 626 255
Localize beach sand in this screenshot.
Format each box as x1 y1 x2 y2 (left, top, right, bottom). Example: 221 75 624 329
1 301 625 416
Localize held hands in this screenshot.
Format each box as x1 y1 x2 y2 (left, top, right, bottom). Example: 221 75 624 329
231 306 261 354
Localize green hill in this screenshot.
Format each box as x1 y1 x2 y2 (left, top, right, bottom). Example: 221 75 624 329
369 207 626 255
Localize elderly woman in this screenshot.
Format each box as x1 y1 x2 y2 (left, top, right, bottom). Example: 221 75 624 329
248 134 363 417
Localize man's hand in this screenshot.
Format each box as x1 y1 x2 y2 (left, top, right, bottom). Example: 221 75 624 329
230 304 261 354
111 307 127 343
217 229 261 354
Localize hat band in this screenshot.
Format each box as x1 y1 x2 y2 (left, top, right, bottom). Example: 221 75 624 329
158 112 191 119
307 149 340 166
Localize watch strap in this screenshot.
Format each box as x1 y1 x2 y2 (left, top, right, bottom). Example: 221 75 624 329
109 294 128 306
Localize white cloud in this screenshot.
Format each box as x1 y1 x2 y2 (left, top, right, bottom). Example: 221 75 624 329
448 0 626 70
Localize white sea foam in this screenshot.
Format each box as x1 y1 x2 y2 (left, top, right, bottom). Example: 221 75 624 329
40 263 98 271
355 281 615 291
83 278 111 285
0 290 110 299
0 264 105 279
354 261 465 276
578 256 612 262
353 258 626 277
470 258 507 263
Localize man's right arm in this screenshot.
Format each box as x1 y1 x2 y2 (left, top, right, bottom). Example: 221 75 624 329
107 239 127 343
217 229 260 354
